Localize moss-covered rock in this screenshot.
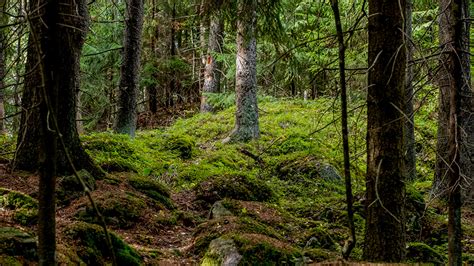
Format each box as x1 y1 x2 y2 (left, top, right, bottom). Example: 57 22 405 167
195 174 274 206
0 188 38 225
127 174 174 209
0 227 37 260
57 170 95 205
64 221 142 266
163 134 195 159
192 216 282 256
304 226 337 250
232 233 303 265
406 242 445 264
75 191 145 228
274 155 341 182
201 237 242 265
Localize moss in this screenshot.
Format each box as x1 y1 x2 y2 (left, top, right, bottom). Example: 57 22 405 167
0 188 38 225
65 221 142 266
75 192 145 228
0 255 22 266
231 234 303 265
304 226 337 250
303 248 335 262
127 174 174 209
194 174 274 206
0 227 37 260
57 170 95 205
406 242 446 264
163 134 195 159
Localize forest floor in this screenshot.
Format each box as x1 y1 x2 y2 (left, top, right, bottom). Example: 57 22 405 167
1 98 473 265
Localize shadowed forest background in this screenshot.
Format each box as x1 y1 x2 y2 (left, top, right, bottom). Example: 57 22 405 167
0 0 473 265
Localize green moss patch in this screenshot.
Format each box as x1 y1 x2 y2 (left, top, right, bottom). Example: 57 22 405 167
0 227 37 260
406 242 446 264
126 174 174 209
163 134 195 159
194 174 274 206
74 191 146 228
57 170 96 205
64 221 142 265
0 188 38 225
232 233 303 265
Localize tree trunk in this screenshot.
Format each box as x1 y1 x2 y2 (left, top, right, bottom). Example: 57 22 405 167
201 9 224 112
435 0 473 204
114 0 144 137
147 0 158 114
364 0 407 262
0 0 7 135
330 0 355 259
227 0 259 142
14 0 101 178
404 0 416 181
438 0 469 264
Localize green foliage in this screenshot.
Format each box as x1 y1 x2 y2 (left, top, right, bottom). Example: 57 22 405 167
65 221 142 266
0 189 38 225
163 134 195 159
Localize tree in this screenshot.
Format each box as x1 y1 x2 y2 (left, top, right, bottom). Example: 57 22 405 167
364 0 407 262
0 0 7 134
438 0 471 263
200 5 224 112
226 0 259 142
23 0 91 263
114 0 144 137
14 0 101 177
404 0 416 181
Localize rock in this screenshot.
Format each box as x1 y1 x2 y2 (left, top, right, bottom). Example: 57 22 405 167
201 238 242 266
57 169 95 204
317 164 342 181
0 189 38 225
209 201 233 219
407 242 445 264
0 227 37 260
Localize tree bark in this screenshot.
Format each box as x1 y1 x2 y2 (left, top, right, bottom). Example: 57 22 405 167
114 0 144 137
404 0 416 181
330 0 355 259
435 0 473 204
0 0 7 135
15 0 101 178
438 0 469 264
227 0 259 142
201 9 224 112
364 0 407 262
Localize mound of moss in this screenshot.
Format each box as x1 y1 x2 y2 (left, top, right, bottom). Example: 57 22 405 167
0 188 38 226
64 221 142 266
127 174 174 209
406 242 445 264
0 227 37 260
57 170 96 205
75 192 145 228
232 233 303 265
163 134 195 159
194 174 274 206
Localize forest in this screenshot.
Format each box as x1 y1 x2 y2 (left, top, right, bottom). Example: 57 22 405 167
0 0 473 265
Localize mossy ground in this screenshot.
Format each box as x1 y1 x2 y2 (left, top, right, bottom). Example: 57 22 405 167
0 96 472 264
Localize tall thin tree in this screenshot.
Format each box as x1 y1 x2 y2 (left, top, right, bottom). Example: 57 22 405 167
364 0 407 261
0 0 7 134
226 0 259 142
438 0 470 263
114 0 144 137
201 4 224 112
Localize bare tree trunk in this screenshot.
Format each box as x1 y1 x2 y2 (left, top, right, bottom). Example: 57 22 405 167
364 0 407 262
330 0 355 259
404 0 416 181
0 0 7 135
226 0 259 142
147 0 158 114
114 0 144 137
438 0 469 264
201 9 224 112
